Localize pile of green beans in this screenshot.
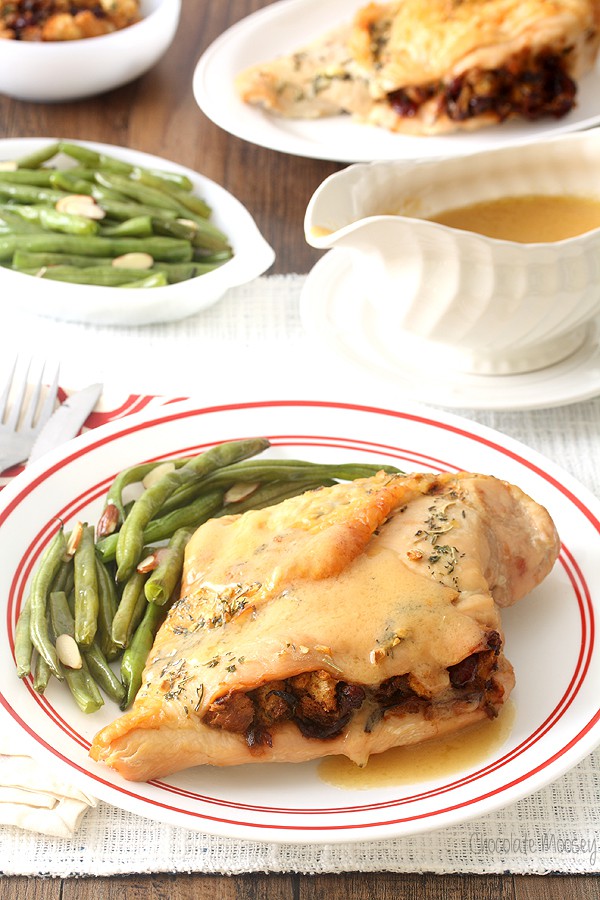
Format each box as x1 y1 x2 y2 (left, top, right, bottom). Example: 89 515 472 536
0 141 232 288
13 438 402 714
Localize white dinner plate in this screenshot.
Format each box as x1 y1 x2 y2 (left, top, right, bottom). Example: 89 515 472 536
0 138 274 326
0 398 599 843
300 250 600 411
193 0 600 163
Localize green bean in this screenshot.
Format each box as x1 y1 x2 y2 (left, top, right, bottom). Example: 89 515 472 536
96 456 193 537
131 167 195 193
13 250 116 269
133 170 211 217
152 217 198 241
91 195 179 222
89 183 131 204
120 599 165 709
51 558 75 596
14 596 33 679
25 260 223 286
83 641 126 705
158 261 224 281
145 527 193 606
48 171 95 194
0 182 67 205
29 527 66 680
4 232 193 261
0 169 55 186
6 204 99 236
59 142 132 174
97 489 223 562
59 142 194 190
95 172 183 212
98 173 215 230
33 604 56 694
14 253 210 278
33 652 52 694
160 459 402 515
15 142 61 168
152 214 232 253
218 479 337 515
63 656 104 714
111 566 150 649
52 588 120 707
135 489 223 543
99 215 153 238
95 557 120 661
187 216 232 252
195 248 235 264
0 209 41 234
73 524 99 648
28 265 163 287
49 590 74 640
119 272 169 288
38 207 99 236
54 167 97 182
153 214 230 252
115 439 269 581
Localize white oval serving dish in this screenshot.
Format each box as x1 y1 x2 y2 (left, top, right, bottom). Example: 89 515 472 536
0 138 275 326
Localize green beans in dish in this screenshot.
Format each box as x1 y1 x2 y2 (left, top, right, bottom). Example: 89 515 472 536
0 141 233 288
13 438 403 713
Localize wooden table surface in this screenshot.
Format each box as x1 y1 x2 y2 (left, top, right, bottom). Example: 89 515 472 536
0 2 597 896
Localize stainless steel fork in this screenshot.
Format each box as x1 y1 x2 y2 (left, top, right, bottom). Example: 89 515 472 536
0 359 60 473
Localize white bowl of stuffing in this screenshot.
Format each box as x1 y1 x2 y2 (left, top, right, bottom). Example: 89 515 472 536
304 127 600 376
0 0 181 102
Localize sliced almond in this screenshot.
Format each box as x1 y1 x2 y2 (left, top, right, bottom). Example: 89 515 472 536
55 194 105 220
176 218 198 231
55 634 82 670
63 520 84 560
223 482 260 504
96 503 119 540
112 252 154 270
142 461 175 489
137 547 169 573
0 160 18 171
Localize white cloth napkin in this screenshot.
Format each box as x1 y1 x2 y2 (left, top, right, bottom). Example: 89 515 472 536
0 725 96 838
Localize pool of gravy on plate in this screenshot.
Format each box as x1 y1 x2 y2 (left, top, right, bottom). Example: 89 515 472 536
318 701 515 789
427 195 600 243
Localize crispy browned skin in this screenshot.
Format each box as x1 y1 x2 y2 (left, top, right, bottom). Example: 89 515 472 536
90 471 559 781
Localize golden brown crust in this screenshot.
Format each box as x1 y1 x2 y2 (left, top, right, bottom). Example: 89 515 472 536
90 472 559 781
351 0 600 91
236 0 600 134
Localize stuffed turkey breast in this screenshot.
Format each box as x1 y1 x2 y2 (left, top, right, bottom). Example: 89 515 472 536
236 0 600 135
90 470 559 782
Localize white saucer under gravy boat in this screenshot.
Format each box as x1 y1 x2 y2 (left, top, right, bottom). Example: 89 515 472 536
304 129 600 376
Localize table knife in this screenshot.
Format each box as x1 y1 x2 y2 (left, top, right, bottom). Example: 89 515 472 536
28 383 103 464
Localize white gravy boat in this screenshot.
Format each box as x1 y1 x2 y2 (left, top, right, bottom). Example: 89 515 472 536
304 129 600 375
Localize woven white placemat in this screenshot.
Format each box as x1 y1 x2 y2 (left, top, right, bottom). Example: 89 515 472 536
0 274 598 876
0 751 597 877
